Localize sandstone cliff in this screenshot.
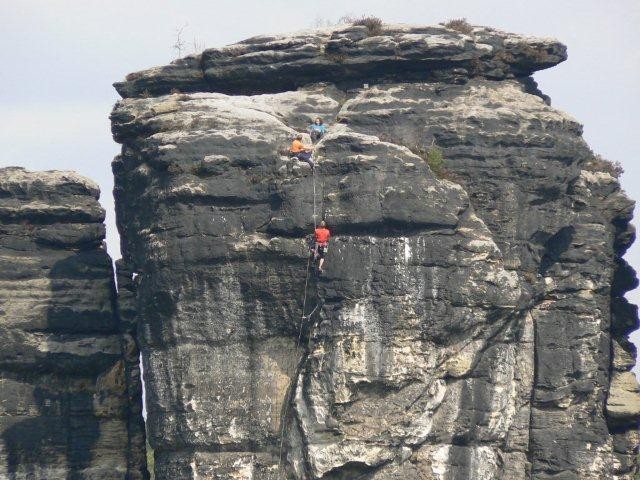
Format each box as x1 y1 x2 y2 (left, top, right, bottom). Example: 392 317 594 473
112 23 640 479
0 168 148 478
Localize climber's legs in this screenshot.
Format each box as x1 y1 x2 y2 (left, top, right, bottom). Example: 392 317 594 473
316 244 326 273
296 151 315 169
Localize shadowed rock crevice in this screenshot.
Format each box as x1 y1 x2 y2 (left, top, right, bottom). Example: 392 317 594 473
536 226 576 274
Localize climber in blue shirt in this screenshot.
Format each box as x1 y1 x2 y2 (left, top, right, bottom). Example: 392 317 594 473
308 117 327 143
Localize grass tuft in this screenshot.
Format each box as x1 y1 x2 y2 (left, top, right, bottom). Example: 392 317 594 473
443 18 474 35
411 142 446 179
343 15 385 36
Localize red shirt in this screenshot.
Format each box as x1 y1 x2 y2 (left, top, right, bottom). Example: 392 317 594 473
315 227 330 243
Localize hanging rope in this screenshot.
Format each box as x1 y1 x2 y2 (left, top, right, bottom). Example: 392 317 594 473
277 164 319 477
312 165 317 229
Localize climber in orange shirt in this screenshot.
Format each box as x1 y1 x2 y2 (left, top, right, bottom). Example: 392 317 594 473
290 134 315 168
313 220 331 273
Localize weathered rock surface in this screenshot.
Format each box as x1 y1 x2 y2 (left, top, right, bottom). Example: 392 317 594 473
0 168 148 479
115 24 566 98
608 372 640 420
112 22 639 479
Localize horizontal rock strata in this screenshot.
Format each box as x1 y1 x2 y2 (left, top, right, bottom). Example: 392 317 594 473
112 22 639 479
0 167 147 479
115 24 566 98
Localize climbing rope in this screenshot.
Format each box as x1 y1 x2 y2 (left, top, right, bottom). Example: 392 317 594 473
301 304 320 322
277 164 319 477
312 165 317 229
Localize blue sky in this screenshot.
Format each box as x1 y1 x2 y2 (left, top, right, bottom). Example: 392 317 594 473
1 0 638 374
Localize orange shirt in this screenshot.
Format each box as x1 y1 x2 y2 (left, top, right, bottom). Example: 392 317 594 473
315 227 330 244
290 139 306 153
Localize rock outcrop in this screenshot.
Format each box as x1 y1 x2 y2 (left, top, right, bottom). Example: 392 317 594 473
114 24 566 98
112 22 640 479
0 168 148 479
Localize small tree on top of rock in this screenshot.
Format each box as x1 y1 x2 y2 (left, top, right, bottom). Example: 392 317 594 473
172 23 188 58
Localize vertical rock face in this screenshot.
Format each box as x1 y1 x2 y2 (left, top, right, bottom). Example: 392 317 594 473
0 168 147 479
112 23 639 479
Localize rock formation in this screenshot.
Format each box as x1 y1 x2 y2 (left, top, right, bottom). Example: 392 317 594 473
112 23 640 479
0 168 147 479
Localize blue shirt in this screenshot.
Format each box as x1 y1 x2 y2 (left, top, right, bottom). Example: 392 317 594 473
309 123 327 134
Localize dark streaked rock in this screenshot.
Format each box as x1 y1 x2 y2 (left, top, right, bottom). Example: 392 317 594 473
111 22 638 480
0 167 148 479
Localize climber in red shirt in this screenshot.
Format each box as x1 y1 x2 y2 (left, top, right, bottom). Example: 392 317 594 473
313 220 331 273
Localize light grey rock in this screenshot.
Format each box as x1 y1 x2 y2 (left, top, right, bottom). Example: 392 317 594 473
115 23 566 98
613 339 637 372
607 371 640 420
